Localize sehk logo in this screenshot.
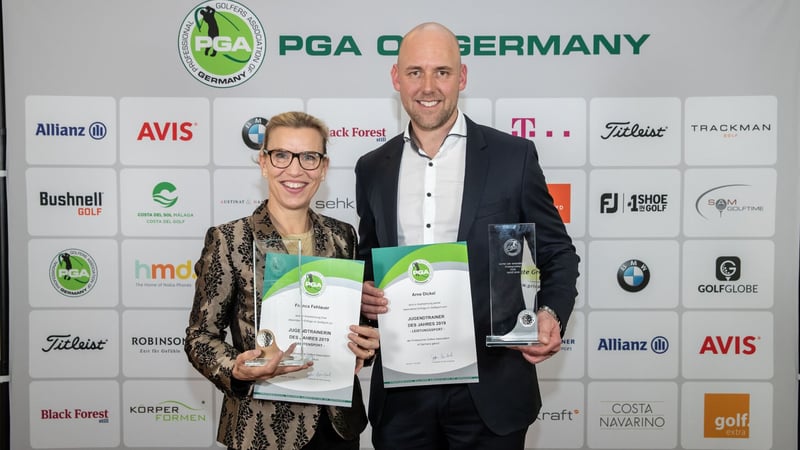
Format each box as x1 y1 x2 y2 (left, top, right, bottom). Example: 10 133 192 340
178 1 265 88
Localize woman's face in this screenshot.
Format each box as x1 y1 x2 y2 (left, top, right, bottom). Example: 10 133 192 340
259 126 328 214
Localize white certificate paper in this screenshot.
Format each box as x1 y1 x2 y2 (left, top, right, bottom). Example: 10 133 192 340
372 242 479 388
253 254 364 406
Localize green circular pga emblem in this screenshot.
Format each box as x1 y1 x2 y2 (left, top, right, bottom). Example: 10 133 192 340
178 0 265 88
49 249 98 297
302 271 325 296
408 259 433 284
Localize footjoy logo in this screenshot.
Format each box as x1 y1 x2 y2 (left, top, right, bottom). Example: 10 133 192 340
49 249 98 297
302 272 325 296
178 1 265 88
409 260 433 284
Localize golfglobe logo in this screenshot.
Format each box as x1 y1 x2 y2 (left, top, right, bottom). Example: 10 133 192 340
408 259 433 284
302 272 325 296
152 182 178 208
178 1 265 88
49 249 98 297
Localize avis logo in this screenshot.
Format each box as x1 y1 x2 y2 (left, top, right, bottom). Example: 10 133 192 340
137 122 194 141
698 336 758 355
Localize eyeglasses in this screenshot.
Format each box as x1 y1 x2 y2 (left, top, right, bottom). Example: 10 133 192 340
265 149 326 170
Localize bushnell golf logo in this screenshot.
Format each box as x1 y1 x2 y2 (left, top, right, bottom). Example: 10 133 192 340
49 249 98 297
302 272 325 296
408 260 433 284
178 1 265 88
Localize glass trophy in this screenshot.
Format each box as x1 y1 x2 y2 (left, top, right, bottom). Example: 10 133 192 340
486 223 541 347
245 238 309 367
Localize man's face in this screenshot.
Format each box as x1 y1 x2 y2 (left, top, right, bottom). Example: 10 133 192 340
391 29 467 134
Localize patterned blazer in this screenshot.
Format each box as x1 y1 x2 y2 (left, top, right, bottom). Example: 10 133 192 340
185 200 367 450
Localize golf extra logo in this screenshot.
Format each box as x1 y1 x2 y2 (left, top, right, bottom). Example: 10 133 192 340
49 249 98 297
302 272 325 296
409 260 433 284
178 0 265 88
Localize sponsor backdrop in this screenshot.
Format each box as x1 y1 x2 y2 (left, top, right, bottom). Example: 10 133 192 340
3 0 799 449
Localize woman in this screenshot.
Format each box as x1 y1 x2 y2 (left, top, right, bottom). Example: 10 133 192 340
185 111 379 450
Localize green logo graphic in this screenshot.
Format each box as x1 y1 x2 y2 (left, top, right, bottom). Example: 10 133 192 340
408 260 432 284
178 1 265 88
152 182 178 208
49 249 98 297
302 271 325 296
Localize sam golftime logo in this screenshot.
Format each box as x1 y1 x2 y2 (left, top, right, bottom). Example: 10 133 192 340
178 1 265 88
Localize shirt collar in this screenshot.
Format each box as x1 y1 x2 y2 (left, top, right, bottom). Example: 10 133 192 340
403 110 467 153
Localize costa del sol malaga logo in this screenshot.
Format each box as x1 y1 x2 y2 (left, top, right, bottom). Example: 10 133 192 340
178 1 265 88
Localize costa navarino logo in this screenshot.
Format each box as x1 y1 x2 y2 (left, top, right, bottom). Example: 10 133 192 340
408 259 433 284
49 249 98 297
178 1 265 88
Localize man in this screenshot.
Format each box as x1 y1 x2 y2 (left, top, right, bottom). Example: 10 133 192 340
355 22 579 449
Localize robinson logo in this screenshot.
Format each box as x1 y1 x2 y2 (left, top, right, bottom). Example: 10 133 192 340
409 260 433 284
178 1 265 88
49 249 98 297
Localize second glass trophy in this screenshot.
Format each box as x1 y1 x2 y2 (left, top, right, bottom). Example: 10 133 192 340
245 238 309 367
486 223 541 347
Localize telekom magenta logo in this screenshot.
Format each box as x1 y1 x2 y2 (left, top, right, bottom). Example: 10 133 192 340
511 117 571 138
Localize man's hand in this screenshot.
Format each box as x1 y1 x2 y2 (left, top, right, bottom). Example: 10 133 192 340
361 281 388 321
511 310 562 364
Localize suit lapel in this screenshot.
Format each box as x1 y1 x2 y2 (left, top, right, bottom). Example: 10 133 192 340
458 117 489 241
377 135 404 246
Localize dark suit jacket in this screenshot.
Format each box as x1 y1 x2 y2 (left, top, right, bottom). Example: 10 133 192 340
185 200 367 450
355 115 579 436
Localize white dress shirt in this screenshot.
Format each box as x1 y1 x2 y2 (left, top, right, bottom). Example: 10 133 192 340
397 111 467 246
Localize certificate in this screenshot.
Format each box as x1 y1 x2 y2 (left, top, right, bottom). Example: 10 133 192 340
253 253 365 407
372 242 479 388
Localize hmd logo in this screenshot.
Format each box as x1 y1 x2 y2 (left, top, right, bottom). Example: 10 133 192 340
135 260 196 281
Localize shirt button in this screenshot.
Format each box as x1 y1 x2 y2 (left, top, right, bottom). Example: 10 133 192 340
426 224 431 228
426 192 432 197
428 162 433 167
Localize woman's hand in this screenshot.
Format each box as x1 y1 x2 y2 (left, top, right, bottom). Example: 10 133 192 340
231 343 313 381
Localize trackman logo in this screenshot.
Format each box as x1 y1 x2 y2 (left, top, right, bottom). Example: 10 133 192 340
35 122 108 140
136 122 194 141
510 117 571 138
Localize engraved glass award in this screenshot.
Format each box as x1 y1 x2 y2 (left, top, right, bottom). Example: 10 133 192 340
486 223 541 347
245 238 308 366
